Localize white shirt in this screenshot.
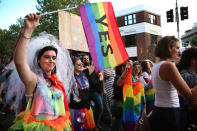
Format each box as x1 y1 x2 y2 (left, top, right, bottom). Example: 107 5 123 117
152 61 180 108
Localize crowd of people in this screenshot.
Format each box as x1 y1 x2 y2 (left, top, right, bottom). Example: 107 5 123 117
0 13 196 131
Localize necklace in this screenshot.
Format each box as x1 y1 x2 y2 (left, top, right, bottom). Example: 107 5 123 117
45 79 54 99
46 79 52 87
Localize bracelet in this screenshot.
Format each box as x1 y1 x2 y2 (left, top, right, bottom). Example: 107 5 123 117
25 93 33 97
21 33 31 39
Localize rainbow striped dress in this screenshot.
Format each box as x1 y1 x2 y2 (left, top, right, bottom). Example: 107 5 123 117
9 76 72 131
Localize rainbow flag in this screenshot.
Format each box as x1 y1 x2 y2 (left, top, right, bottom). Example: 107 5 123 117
123 66 145 131
145 86 155 114
78 2 129 71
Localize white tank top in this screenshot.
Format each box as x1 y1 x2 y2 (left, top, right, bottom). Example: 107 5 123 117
152 61 180 107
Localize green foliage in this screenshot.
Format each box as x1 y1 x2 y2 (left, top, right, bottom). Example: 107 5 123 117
0 24 21 64
35 0 89 37
0 17 24 64
190 34 197 47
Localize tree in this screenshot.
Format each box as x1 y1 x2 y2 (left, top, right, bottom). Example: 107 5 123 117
35 0 89 37
190 34 197 47
0 16 24 64
0 24 21 64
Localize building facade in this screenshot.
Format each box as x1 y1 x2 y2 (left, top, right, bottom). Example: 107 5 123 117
181 22 197 47
115 5 162 61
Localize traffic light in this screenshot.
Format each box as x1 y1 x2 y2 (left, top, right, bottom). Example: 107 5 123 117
166 9 174 22
180 6 188 20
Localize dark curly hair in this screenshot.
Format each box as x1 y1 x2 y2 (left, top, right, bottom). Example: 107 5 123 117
177 47 197 71
141 61 149 72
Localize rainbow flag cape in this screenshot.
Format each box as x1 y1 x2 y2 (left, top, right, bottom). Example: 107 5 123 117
123 66 145 131
78 2 129 71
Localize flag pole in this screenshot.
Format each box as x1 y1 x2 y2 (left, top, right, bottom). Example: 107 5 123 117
23 6 77 19
41 6 77 16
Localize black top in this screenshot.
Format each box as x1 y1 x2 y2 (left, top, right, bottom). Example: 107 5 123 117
69 72 90 109
113 75 123 102
69 88 90 109
83 68 104 93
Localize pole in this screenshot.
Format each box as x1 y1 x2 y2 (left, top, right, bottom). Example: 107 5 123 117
41 6 77 16
175 0 180 39
23 6 77 19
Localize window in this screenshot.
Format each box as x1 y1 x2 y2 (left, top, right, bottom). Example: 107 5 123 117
125 14 136 25
122 34 136 47
151 34 157 45
149 14 157 24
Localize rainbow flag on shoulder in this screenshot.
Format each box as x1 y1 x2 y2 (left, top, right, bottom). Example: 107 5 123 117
123 66 145 131
145 86 155 114
78 2 129 71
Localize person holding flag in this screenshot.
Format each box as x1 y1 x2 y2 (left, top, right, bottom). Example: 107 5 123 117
111 60 132 131
9 13 73 131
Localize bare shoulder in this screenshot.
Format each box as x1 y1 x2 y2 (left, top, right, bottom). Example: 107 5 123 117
160 61 176 71
159 61 177 81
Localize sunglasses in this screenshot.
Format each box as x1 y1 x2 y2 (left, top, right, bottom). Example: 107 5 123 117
76 63 84 66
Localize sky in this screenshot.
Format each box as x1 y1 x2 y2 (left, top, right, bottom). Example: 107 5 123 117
0 0 196 38
0 0 37 28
